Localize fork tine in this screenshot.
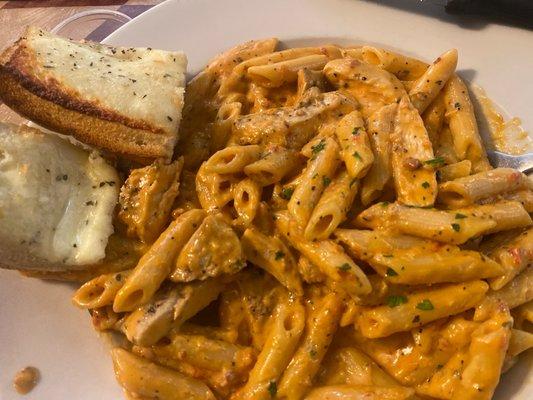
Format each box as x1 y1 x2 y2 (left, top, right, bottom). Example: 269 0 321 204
487 150 533 174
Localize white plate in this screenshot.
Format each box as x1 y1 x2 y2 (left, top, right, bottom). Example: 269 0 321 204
0 0 531 399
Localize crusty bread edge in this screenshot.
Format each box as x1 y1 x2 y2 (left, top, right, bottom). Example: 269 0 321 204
0 31 181 163
0 68 177 163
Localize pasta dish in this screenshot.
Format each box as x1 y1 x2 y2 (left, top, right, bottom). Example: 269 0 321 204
13 38 533 399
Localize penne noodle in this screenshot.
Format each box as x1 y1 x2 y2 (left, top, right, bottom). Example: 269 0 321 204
204 145 262 174
304 385 415 400
244 146 301 186
344 46 429 80
111 348 216 400
390 95 437 207
73 270 132 309
304 170 359 241
444 75 491 173
437 160 472 182
409 49 457 113
357 280 488 338
241 227 303 295
196 162 240 212
356 200 531 244
278 292 343 399
151 332 255 374
113 209 206 313
475 267 533 321
276 210 371 297
334 111 374 179
288 136 341 229
335 229 505 285
233 178 262 227
360 103 397 205
247 54 329 87
233 294 305 400
488 228 533 290
502 189 533 212
422 90 446 149
438 168 532 208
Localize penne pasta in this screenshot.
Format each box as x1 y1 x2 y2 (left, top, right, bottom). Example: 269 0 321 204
357 280 488 338
409 49 457 113
488 228 533 290
360 103 397 205
304 385 415 400
241 227 303 294
275 210 371 297
357 200 531 244
204 145 262 174
444 75 491 173
475 267 533 321
233 293 305 400
335 229 505 285
233 178 262 227
344 45 429 80
288 136 341 229
438 168 532 208
304 170 358 241
390 95 437 207
437 159 472 182
113 209 206 312
334 111 374 179
244 146 301 186
422 90 446 149
73 270 132 309
247 54 330 87
111 348 216 400
278 292 343 399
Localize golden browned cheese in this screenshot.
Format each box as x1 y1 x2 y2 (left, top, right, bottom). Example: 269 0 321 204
119 158 184 243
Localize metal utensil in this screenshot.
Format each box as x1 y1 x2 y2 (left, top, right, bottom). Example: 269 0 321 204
487 150 533 174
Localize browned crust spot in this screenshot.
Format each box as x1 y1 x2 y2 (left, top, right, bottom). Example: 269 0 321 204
1 44 165 134
0 69 175 163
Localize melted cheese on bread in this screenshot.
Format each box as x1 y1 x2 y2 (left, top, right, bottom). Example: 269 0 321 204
0 122 119 269
24 27 186 135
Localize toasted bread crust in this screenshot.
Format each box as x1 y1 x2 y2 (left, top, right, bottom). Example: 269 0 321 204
1 45 162 134
0 29 184 163
0 69 174 162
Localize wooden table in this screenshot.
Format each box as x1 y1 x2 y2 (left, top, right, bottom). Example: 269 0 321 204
0 0 164 123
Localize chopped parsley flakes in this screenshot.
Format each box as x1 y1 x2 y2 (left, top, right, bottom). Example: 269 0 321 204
424 157 446 167
268 381 277 397
280 187 294 200
387 295 408 308
338 263 351 271
386 267 398 276
311 140 326 155
416 299 434 311
275 251 285 260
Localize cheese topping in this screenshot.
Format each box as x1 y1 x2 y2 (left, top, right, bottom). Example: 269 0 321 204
27 27 186 133
0 123 119 266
